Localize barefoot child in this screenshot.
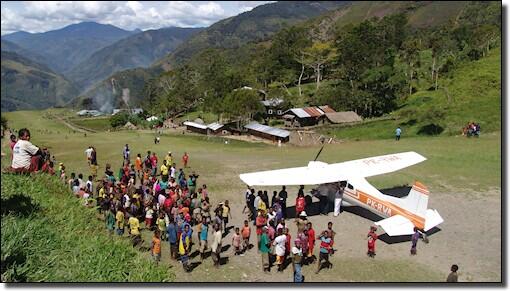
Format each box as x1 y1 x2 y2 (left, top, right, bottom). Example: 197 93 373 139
151 230 162 265
232 227 241 255
241 220 251 253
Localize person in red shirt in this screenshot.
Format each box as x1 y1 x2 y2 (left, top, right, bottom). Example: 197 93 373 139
367 226 378 258
182 152 189 168
151 153 158 176
295 192 306 218
256 210 267 247
307 222 316 262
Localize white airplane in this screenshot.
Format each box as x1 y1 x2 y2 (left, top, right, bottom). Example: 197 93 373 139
239 151 444 237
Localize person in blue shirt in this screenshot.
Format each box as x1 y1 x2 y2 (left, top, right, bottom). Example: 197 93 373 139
396 127 402 141
199 218 209 261
167 217 178 260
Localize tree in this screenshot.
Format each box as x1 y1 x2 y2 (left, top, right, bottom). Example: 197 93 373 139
221 89 264 129
401 39 421 97
300 42 337 91
110 112 129 128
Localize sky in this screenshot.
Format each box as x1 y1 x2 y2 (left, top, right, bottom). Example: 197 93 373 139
0 1 274 35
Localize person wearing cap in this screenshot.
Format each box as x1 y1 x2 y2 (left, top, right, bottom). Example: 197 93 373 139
367 226 378 258
259 226 271 272
292 239 304 282
295 211 308 233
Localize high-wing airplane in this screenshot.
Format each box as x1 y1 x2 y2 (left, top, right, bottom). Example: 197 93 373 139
239 151 443 237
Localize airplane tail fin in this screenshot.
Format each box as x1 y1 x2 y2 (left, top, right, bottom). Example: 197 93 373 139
377 182 443 236
403 181 429 219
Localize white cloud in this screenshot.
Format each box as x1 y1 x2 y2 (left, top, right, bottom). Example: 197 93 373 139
0 1 275 35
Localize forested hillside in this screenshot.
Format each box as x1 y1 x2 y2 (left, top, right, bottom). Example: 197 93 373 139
138 0 500 135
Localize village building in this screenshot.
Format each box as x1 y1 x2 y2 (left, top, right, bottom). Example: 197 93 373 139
260 98 285 118
282 105 336 127
112 108 143 115
183 121 208 135
324 111 363 125
76 110 103 117
244 122 290 143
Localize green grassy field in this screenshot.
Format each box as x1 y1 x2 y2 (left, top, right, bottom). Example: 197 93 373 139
1 174 173 282
68 117 112 132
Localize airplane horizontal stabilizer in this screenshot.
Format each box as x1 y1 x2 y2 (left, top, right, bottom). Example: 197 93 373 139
375 215 415 236
424 209 444 231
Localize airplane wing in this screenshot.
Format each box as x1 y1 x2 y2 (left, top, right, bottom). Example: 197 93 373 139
239 161 348 186
239 152 426 186
374 215 416 236
328 151 426 178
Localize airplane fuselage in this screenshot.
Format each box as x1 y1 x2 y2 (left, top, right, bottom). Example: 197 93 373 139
338 186 426 230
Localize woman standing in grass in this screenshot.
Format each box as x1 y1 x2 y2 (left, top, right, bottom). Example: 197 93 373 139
106 206 115 235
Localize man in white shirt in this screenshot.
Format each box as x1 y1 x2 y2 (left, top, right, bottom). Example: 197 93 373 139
11 128 41 172
210 223 222 268
85 146 93 165
273 228 287 272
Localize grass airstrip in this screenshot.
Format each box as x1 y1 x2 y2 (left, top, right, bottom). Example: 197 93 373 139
1 108 501 282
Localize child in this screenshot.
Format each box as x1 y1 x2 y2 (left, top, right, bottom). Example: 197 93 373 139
222 200 232 231
367 226 378 258
151 230 162 265
241 220 251 254
232 227 241 255
116 208 125 236
157 212 167 241
145 206 154 229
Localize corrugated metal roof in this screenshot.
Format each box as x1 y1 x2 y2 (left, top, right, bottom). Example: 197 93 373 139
288 108 310 118
183 121 208 129
261 98 284 107
303 107 324 117
319 105 336 113
244 122 290 138
207 122 224 131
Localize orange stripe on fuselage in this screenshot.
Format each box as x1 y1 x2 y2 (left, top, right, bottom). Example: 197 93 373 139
345 189 425 229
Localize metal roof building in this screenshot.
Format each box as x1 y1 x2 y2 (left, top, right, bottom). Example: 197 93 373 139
244 122 290 143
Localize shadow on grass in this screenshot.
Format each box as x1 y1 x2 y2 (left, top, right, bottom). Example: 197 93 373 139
1 193 40 217
1 250 28 282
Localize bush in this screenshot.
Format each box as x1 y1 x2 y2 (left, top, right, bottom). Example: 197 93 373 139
109 112 129 128
269 119 284 126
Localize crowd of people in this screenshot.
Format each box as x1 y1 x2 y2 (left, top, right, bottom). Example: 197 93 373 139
4 127 460 282
462 122 481 137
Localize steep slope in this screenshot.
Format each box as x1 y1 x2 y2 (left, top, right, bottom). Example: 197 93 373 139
299 1 469 41
2 22 137 74
154 1 350 70
1 51 79 111
1 39 50 67
67 27 202 91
